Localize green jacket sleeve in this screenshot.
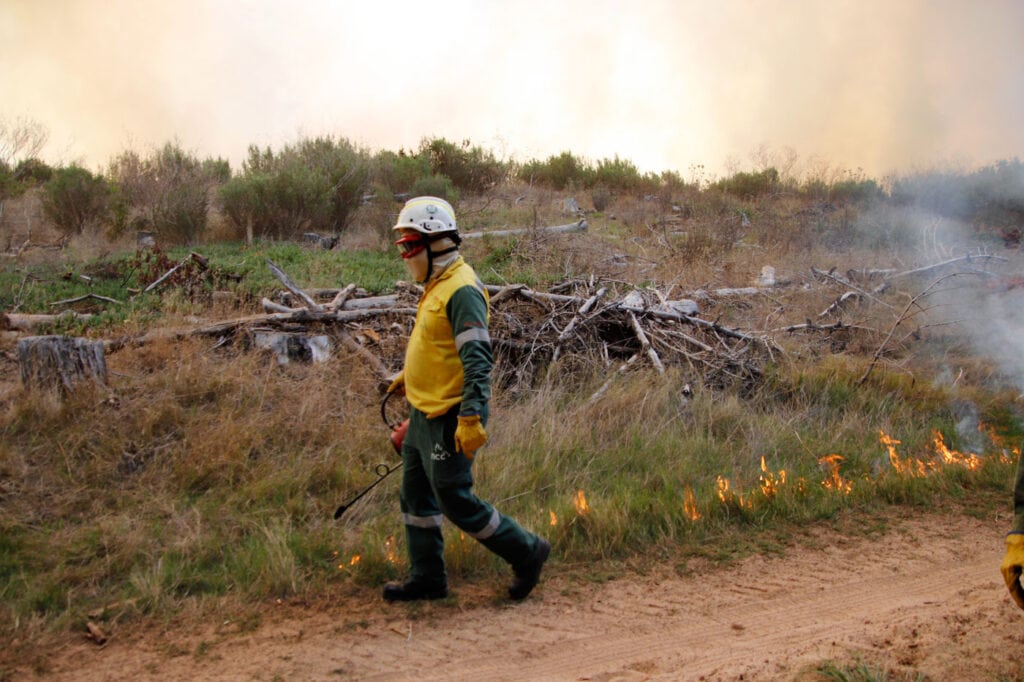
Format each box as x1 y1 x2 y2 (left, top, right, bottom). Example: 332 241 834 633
446 283 492 417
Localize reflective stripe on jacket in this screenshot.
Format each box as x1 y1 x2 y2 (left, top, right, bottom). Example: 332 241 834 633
404 257 492 418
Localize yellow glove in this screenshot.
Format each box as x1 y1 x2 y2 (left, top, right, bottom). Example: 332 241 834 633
455 415 487 459
1001 533 1024 610
386 370 405 395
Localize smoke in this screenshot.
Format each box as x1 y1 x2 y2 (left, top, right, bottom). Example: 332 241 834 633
1 0 1023 177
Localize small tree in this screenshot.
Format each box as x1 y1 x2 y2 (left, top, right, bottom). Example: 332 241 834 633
0 117 49 218
108 142 224 244
13 158 54 185
0 117 48 168
372 148 431 195
517 151 594 190
420 137 507 194
219 136 370 241
41 165 111 236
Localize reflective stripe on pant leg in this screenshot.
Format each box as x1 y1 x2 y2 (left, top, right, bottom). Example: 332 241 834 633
402 512 443 529
401 408 446 584
466 507 501 540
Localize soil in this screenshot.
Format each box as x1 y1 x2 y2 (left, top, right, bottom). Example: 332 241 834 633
10 510 1024 681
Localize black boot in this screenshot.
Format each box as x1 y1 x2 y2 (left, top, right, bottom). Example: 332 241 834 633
509 537 551 600
382 579 448 602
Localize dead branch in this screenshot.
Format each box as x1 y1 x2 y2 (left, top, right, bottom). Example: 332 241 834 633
267 259 322 311
337 328 390 378
49 293 123 307
627 311 665 374
772 319 880 335
811 267 895 310
883 254 1007 282
143 252 208 293
818 291 862 318
553 287 607 362
461 219 587 240
261 297 297 314
588 353 641 404
857 274 958 386
191 307 418 337
327 283 357 311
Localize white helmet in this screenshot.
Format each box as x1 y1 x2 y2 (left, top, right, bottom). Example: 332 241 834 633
392 196 458 236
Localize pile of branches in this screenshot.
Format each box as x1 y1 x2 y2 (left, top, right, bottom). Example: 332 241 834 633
13 251 1016 400
234 261 779 396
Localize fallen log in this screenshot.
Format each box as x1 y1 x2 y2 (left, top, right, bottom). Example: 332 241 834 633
460 219 587 240
191 307 418 337
3 311 94 331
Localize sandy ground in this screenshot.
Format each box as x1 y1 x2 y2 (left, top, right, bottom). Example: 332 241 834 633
11 511 1024 681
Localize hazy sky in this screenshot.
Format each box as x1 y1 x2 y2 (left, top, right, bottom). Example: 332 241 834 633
2 0 1023 179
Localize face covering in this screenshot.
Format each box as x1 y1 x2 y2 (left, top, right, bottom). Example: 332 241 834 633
403 247 430 283
397 235 458 283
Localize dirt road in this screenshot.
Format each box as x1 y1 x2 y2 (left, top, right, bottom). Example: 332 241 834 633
23 512 1024 681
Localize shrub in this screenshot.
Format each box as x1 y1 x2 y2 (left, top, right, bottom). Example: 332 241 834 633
714 167 780 198
420 137 507 194
591 186 611 212
219 136 370 240
593 155 655 194
830 177 882 205
108 143 224 244
410 173 459 204
13 157 54 185
517 151 594 190
372 149 431 195
41 165 111 235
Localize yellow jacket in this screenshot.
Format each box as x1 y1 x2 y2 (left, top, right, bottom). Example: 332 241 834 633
404 257 492 418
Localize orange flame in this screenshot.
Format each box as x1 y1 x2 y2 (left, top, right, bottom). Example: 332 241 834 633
716 475 751 509
931 430 982 470
683 485 701 521
980 421 1021 463
384 535 398 565
574 489 590 516
818 454 853 494
340 554 361 570
549 510 558 526
759 456 787 499
879 430 928 477
716 475 731 503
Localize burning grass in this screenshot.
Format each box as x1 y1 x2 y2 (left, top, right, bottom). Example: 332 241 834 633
1 186 1023 661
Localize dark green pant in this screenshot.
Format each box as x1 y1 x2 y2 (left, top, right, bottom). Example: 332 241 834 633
399 406 539 586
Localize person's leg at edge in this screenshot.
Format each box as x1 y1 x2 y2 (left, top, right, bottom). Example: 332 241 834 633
383 409 448 601
427 410 551 599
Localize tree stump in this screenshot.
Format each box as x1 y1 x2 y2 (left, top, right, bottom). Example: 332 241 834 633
17 335 108 393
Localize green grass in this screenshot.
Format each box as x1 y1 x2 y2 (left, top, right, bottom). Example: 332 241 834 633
0 241 406 333
809 658 926 681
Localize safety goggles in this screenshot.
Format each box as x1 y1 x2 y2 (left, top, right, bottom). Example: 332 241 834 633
395 234 427 259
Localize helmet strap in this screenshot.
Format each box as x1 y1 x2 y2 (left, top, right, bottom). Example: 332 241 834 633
424 236 459 281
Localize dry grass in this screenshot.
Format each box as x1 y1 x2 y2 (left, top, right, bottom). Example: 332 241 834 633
1 180 1022 659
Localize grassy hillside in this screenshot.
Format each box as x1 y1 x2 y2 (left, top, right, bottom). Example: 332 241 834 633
1 180 1022 670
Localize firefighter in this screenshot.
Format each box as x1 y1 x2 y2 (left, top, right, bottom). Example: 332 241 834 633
383 196 550 601
1001 452 1024 610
